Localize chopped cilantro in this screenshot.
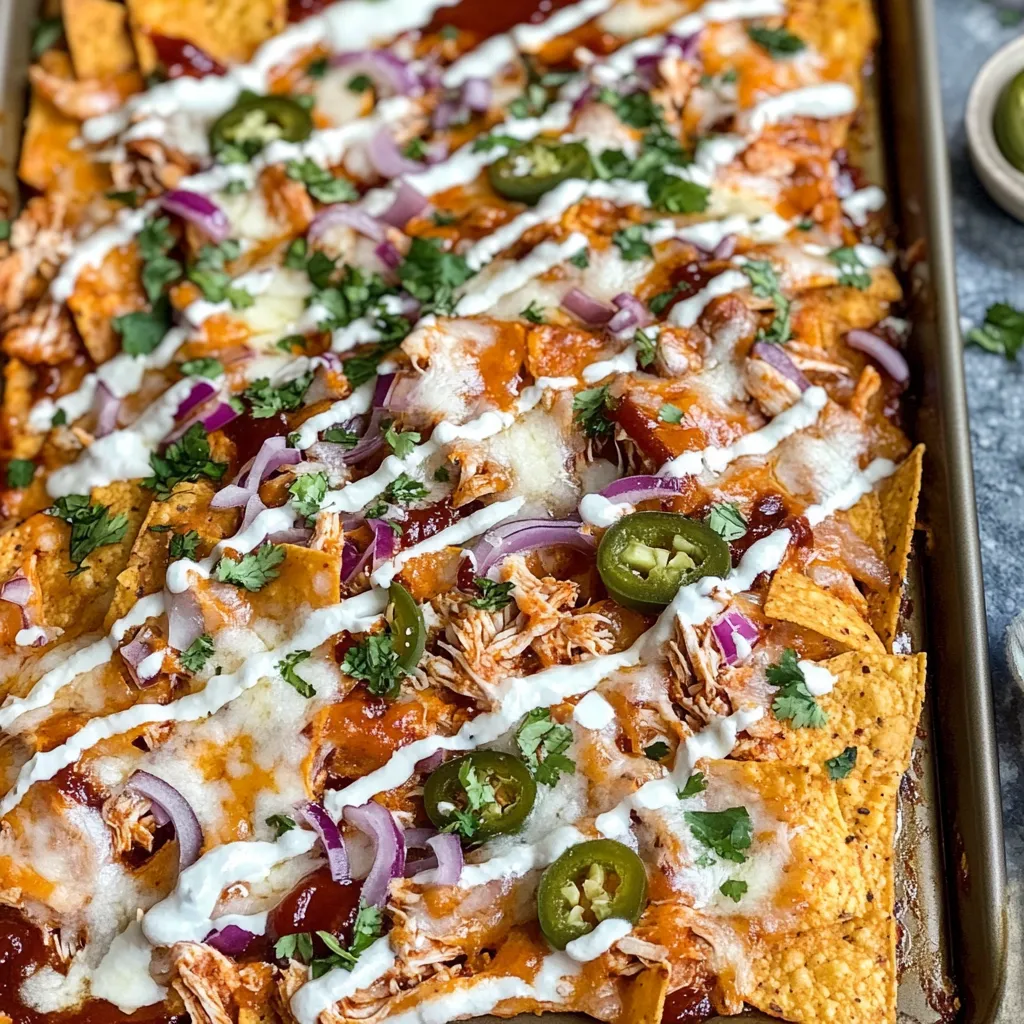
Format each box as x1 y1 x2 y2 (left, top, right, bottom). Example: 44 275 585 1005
397 237 473 315
105 190 141 208
144 423 227 500
613 225 653 261
284 238 308 270
742 259 792 344
6 460 35 489
285 159 359 203
683 806 753 863
341 632 406 699
142 254 183 303
274 932 314 963
289 471 329 521
323 426 359 447
31 16 63 58
441 807 481 839
179 357 223 378
747 24 806 57
825 746 858 780
433 465 451 483
659 403 683 424
677 771 708 799
266 813 296 836
278 649 315 698
719 879 749 902
46 495 129 577
468 578 515 612
520 300 546 324
113 296 173 356
968 302 1024 360
516 708 575 786
180 634 214 673
644 740 670 761
573 385 615 438
52 409 67 427
597 86 663 128
569 248 590 269
214 542 286 592
634 327 657 367
306 57 329 79
243 372 313 418
460 759 497 811
308 904 382 977
384 422 421 459
432 210 458 226
385 473 428 505
168 530 200 561
347 73 374 93
706 502 747 542
829 246 871 290
767 648 827 728
647 172 710 215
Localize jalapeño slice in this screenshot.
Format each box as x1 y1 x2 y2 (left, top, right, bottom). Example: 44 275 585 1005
995 69 1024 173
389 581 425 672
597 511 731 613
537 839 647 950
210 93 313 160
423 751 536 842
488 140 591 204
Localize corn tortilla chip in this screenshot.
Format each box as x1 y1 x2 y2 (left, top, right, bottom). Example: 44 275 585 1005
62 0 138 79
619 963 670 1024
764 567 884 653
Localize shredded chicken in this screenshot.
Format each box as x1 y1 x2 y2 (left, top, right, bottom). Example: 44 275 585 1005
311 511 345 557
667 619 731 731
2 303 80 365
27 63 133 120
0 196 73 318
744 355 803 417
171 942 244 1024
102 789 159 856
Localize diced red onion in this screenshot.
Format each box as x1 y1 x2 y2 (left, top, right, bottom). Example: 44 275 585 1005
309 204 385 243
175 380 218 421
712 234 737 260
571 82 596 115
369 519 397 564
380 181 429 228
202 401 240 432
331 50 420 97
462 76 492 112
424 833 462 884
119 628 160 689
167 589 205 652
204 924 256 955
94 381 121 438
239 493 268 533
431 98 462 132
710 610 760 666
562 288 613 325
0 571 32 608
608 292 652 335
160 190 230 243
599 474 682 506
344 408 388 465
751 341 810 392
344 801 405 907
368 128 425 179
845 329 910 385
373 372 396 408
668 29 703 61
342 539 373 583
301 801 350 882
473 519 596 579
210 484 252 509
375 240 402 270
126 770 204 870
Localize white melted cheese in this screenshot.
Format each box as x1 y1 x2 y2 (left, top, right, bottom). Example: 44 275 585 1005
841 185 886 226
564 917 632 962
90 920 166 1013
573 691 617 730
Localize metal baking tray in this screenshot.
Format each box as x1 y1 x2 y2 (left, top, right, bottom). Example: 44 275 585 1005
0 0 1007 1021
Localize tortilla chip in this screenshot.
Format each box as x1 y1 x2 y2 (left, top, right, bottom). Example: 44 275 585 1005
746 909 896 1024
765 650 926 778
619 963 670 1024
0 482 149 636
126 0 287 75
247 545 342 620
62 0 138 79
866 444 924 651
793 283 902 350
2 359 38 456
764 567 884 653
834 772 899 908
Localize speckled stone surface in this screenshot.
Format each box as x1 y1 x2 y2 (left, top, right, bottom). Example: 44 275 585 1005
936 1 1024 1016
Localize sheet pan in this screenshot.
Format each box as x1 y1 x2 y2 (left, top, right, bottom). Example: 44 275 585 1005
0 0 1008 1020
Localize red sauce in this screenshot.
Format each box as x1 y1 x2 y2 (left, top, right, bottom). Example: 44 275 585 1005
288 0 330 21
661 984 715 1023
667 260 720 299
269 865 363 945
51 766 107 810
219 410 292 471
149 34 227 79
728 491 792 559
397 497 463 551
426 0 580 39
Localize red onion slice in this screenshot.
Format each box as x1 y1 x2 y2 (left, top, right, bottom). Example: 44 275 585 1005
712 234 738 260
160 190 230 243
0 571 32 608
424 833 462 885
750 341 810 392
599 474 683 506
210 484 252 509
167 589 205 652
380 181 429 228
845 329 910 384
239 493 268 533
369 519 397 565
119 628 161 689
368 128 425 179
562 288 614 325
461 76 492 112
344 801 405 907
344 408 388 465
94 381 121 438
710 610 760 666
202 401 241 432
331 50 420 96
267 527 313 545
342 539 374 583
375 240 402 270
608 293 652 335
175 380 219 421
309 204 385 243
301 801 350 882
127 770 204 870
204 924 256 955
473 519 596 578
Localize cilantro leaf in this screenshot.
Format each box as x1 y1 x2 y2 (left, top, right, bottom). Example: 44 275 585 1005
6 459 35 489
598 87 663 128
683 806 753 863
659 403 683 424
440 807 480 840
46 496 130 577
144 423 227 500
515 708 576 787
180 633 214 673
825 746 858 780
468 578 515 612
573 385 615 438
307 903 383 977
179 357 224 378
520 300 546 324
384 422 421 459
433 466 450 482
142 254 183 303
459 759 497 810
706 502 747 542
266 813 296 836
168 529 200 561
243 373 313 418
274 932 314 963
397 237 473 315
742 259 792 344
323 426 359 447
285 159 359 203
613 225 653 261
385 474 428 505
569 248 590 269
967 302 1024 360
113 296 173 356
31 16 64 58
767 648 827 729
341 632 406 699
644 740 670 761
719 878 748 902
647 172 710 214
214 542 286 592
829 246 871 290
278 649 315 697
747 24 806 57
634 328 657 368
677 771 707 799
289 471 329 522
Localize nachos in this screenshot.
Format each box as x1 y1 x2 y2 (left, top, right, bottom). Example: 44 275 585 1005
0 1 925 1023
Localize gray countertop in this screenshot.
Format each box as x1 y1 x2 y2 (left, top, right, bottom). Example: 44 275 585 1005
935 0 1024 1016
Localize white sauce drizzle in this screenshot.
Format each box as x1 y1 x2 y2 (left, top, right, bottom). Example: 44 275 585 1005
573 691 616 730
841 185 887 226
799 659 837 696
564 917 632 962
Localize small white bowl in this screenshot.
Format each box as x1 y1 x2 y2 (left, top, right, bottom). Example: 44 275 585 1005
966 33 1024 222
